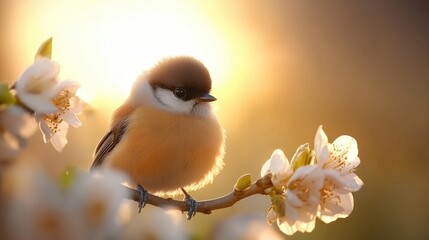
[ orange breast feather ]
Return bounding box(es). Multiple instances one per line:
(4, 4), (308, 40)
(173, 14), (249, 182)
(105, 105), (225, 195)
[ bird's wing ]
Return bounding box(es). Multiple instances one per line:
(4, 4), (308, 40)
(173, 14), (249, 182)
(90, 119), (129, 170)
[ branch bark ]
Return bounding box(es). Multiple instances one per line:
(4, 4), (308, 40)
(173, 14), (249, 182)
(124, 174), (273, 216)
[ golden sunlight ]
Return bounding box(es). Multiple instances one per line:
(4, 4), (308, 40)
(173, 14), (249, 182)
(8, 0), (229, 108)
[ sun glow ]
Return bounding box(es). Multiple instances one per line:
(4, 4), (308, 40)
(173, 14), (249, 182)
(9, 0), (229, 108)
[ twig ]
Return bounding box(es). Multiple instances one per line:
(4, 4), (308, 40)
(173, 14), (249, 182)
(124, 174), (273, 216)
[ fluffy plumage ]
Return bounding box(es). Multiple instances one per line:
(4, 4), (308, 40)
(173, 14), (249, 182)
(91, 56), (225, 196)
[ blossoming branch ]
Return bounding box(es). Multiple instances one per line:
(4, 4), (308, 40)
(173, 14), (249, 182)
(0, 38), (363, 238)
(0, 38), (84, 156)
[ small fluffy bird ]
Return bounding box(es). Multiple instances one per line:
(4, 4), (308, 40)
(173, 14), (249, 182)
(91, 56), (225, 205)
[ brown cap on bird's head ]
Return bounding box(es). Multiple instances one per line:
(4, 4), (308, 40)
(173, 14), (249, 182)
(148, 56), (214, 101)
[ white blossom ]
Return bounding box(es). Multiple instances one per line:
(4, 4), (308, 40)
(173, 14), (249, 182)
(260, 149), (293, 188)
(6, 166), (81, 240)
(0, 105), (37, 160)
(68, 169), (130, 239)
(15, 58), (61, 113)
(213, 214), (284, 240)
(36, 80), (84, 151)
(315, 125), (361, 175)
(14, 58), (84, 151)
(123, 206), (188, 240)
(317, 169), (360, 223)
(279, 164), (325, 235)
(314, 126), (363, 223)
(6, 166), (129, 240)
(262, 126), (364, 236)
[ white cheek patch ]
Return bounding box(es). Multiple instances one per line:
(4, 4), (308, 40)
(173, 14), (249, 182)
(128, 74), (157, 106)
(154, 88), (196, 114)
(128, 76), (213, 116)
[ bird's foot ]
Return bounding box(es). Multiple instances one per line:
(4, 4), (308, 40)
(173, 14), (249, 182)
(181, 188), (197, 220)
(137, 184), (148, 213)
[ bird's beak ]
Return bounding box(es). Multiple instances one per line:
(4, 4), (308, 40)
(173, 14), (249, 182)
(197, 93), (217, 102)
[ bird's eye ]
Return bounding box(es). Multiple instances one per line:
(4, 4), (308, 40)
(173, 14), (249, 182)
(173, 88), (187, 99)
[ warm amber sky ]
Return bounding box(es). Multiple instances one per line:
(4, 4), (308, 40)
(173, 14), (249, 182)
(1, 1), (428, 239)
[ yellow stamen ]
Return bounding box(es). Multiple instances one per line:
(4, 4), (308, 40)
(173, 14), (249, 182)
(42, 90), (71, 133)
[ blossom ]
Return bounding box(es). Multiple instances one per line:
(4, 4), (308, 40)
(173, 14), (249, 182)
(213, 214), (284, 240)
(68, 169), (130, 239)
(6, 166), (80, 240)
(14, 58), (61, 113)
(123, 206), (188, 240)
(262, 126), (363, 236)
(260, 149), (293, 188)
(5, 166), (130, 240)
(315, 126), (361, 175)
(14, 58), (84, 151)
(317, 169), (361, 223)
(279, 164), (325, 235)
(313, 126), (363, 223)
(36, 80), (84, 151)
(262, 149), (324, 235)
(0, 105), (37, 160)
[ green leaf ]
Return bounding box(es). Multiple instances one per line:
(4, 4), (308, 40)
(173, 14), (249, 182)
(234, 174), (252, 191)
(35, 37), (53, 60)
(0, 83), (17, 105)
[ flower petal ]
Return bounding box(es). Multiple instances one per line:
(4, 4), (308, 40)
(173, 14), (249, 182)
(269, 149), (289, 173)
(50, 135), (68, 152)
(15, 59), (60, 93)
(6, 166), (77, 239)
(288, 164), (323, 188)
(316, 169), (358, 223)
(62, 111), (82, 128)
(1, 106), (37, 138)
(295, 216), (316, 233)
(38, 119), (53, 143)
(266, 208), (277, 225)
(68, 169), (130, 239)
(341, 172), (364, 191)
(18, 94), (57, 113)
(49, 122), (69, 152)
(0, 131), (21, 159)
(286, 191), (303, 207)
(260, 159), (271, 178)
(277, 217), (297, 235)
(337, 192), (354, 217)
(69, 96), (86, 113)
(260, 149), (290, 179)
(327, 135), (360, 173)
(318, 192), (354, 223)
(59, 80), (80, 94)
(48, 80), (80, 99)
(314, 125), (329, 164)
(282, 165), (325, 234)
(332, 135), (358, 160)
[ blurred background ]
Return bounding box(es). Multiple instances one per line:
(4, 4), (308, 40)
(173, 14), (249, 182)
(1, 0), (428, 239)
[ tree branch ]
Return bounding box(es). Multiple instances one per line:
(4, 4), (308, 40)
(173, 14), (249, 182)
(124, 174), (273, 216)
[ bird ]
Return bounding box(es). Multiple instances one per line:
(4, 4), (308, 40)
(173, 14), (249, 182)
(90, 56), (225, 217)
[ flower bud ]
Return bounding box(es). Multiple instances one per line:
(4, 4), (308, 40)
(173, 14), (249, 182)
(0, 83), (17, 105)
(59, 167), (77, 190)
(290, 143), (315, 171)
(234, 174), (252, 191)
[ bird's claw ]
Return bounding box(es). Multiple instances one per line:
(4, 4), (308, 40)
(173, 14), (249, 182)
(137, 184), (148, 213)
(181, 188), (197, 220)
